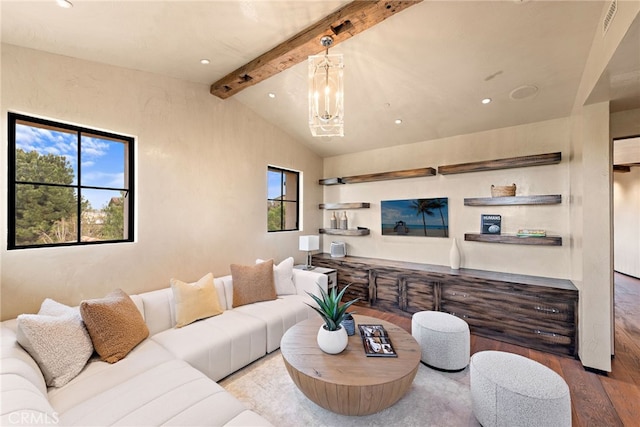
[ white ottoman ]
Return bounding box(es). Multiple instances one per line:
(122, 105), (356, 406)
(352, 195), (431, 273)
(470, 351), (571, 427)
(411, 310), (470, 371)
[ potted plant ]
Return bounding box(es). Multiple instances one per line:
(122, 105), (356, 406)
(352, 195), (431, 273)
(307, 283), (359, 354)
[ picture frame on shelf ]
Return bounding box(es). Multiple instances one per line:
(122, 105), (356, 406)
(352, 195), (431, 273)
(481, 214), (502, 234)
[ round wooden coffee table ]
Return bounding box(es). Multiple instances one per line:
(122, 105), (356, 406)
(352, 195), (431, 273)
(280, 315), (421, 416)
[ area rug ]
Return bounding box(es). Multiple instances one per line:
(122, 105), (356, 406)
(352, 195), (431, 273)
(219, 350), (480, 427)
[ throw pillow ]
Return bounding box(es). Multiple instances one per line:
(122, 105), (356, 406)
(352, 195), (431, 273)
(231, 260), (277, 307)
(256, 257), (296, 295)
(170, 272), (223, 328)
(80, 289), (149, 363)
(16, 299), (94, 387)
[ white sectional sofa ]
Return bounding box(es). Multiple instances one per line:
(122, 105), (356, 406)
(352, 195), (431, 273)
(1, 267), (327, 426)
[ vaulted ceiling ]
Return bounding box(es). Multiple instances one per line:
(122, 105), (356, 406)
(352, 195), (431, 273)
(2, 1), (639, 157)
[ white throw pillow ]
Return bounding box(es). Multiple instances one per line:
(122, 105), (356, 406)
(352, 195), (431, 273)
(16, 299), (94, 387)
(256, 257), (296, 295)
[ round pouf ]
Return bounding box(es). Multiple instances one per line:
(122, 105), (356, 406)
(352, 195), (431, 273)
(470, 351), (571, 427)
(411, 311), (470, 371)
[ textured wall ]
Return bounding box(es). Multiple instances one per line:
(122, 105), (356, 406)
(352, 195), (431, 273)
(1, 45), (323, 320)
(322, 117), (572, 278)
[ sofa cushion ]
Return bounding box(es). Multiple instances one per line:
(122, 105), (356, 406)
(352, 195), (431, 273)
(170, 272), (223, 328)
(151, 310), (266, 381)
(47, 340), (174, 413)
(1, 321), (59, 425)
(231, 260), (277, 307)
(257, 257), (296, 295)
(233, 295), (313, 353)
(15, 299), (93, 387)
(1, 373), (59, 426)
(80, 289), (149, 363)
(45, 339), (270, 426)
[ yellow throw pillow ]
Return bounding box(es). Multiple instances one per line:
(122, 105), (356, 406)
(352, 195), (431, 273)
(80, 289), (149, 364)
(170, 272), (223, 328)
(231, 260), (277, 308)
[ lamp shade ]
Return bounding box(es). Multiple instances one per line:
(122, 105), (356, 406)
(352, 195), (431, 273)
(299, 235), (320, 251)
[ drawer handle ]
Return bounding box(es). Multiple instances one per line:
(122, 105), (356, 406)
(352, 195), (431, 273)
(450, 292), (468, 298)
(534, 329), (558, 337)
(534, 306), (560, 314)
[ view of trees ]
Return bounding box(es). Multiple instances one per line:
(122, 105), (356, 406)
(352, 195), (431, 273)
(411, 198), (449, 237)
(267, 201), (283, 231)
(14, 149), (124, 246)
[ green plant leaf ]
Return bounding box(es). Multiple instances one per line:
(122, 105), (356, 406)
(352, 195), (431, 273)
(306, 282), (360, 331)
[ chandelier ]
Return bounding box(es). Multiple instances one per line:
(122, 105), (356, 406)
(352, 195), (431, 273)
(308, 36), (344, 137)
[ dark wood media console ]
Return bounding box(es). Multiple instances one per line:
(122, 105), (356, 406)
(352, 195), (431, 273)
(312, 253), (578, 357)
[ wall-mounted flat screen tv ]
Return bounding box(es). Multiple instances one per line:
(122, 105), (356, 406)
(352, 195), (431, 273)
(381, 198), (449, 237)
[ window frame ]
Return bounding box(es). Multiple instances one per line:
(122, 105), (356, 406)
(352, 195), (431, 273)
(7, 112), (135, 249)
(267, 165), (300, 232)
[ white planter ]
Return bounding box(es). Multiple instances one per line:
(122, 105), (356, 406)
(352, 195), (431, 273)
(317, 324), (348, 354)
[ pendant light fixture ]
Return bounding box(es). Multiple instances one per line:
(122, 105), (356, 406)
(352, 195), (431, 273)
(308, 36), (344, 137)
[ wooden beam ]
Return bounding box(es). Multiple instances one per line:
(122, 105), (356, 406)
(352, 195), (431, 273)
(210, 1), (423, 99)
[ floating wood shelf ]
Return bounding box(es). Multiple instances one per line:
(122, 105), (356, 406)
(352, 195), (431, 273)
(464, 195), (562, 206)
(318, 177), (344, 185)
(464, 233), (562, 246)
(319, 167), (436, 186)
(613, 165), (631, 173)
(438, 152), (561, 175)
(319, 202), (371, 209)
(319, 228), (370, 236)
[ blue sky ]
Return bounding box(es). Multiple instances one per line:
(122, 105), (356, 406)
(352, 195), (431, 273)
(16, 123), (126, 209)
(267, 170), (282, 199)
(381, 198), (449, 226)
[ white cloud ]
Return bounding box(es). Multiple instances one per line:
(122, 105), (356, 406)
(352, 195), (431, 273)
(81, 137), (110, 159)
(82, 171), (123, 188)
(15, 124), (77, 157)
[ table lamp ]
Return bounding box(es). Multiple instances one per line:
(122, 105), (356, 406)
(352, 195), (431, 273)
(299, 235), (320, 270)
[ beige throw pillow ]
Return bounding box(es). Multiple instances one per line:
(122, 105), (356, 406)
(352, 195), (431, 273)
(231, 260), (277, 307)
(80, 289), (149, 363)
(170, 272), (223, 328)
(16, 299), (94, 387)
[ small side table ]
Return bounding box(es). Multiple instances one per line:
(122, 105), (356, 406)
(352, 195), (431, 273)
(294, 265), (337, 291)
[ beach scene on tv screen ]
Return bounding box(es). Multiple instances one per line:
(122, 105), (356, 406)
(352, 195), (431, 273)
(381, 198), (449, 237)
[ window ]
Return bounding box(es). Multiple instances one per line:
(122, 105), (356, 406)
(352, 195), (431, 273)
(8, 113), (134, 249)
(267, 166), (299, 232)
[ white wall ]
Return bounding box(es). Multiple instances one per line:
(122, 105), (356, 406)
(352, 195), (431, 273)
(611, 109), (640, 278)
(569, 102), (613, 372)
(613, 168), (640, 277)
(0, 44), (323, 320)
(323, 118), (572, 278)
(567, 1), (640, 371)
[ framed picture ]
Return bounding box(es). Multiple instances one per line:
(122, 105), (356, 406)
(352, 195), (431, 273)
(381, 198), (449, 237)
(481, 214), (502, 234)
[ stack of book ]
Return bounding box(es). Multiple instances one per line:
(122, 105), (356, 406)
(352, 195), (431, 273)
(516, 229), (546, 237)
(359, 324), (397, 357)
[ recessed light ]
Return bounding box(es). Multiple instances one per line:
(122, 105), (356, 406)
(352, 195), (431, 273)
(56, 0), (73, 8)
(394, 119), (403, 125)
(268, 93), (276, 99)
(481, 98), (492, 105)
(200, 59), (210, 65)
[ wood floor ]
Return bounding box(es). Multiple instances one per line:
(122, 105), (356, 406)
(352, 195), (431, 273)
(356, 272), (640, 427)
